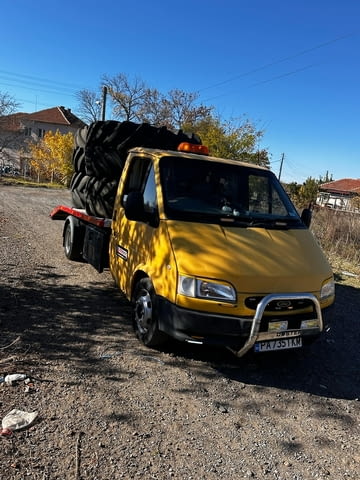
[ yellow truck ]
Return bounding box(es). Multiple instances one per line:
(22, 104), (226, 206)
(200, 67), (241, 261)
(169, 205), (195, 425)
(51, 121), (335, 357)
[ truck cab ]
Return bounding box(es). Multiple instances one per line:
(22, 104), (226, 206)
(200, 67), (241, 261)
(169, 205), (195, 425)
(108, 144), (335, 356)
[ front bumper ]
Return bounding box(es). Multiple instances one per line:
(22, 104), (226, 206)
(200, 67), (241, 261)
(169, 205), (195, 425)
(158, 293), (326, 357)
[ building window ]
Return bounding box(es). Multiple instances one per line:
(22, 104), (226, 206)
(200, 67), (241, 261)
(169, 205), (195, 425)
(38, 128), (46, 138)
(24, 127), (32, 137)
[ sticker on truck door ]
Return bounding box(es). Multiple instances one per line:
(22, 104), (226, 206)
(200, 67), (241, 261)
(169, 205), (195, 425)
(116, 245), (128, 261)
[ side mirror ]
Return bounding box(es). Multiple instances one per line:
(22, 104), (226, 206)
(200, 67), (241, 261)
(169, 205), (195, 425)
(124, 191), (145, 221)
(301, 208), (312, 228)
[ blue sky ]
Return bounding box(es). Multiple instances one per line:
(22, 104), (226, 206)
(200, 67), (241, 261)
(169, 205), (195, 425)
(1, 0), (359, 183)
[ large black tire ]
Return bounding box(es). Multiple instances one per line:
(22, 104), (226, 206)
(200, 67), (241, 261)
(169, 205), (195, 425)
(63, 216), (84, 261)
(86, 120), (137, 148)
(74, 126), (88, 148)
(85, 177), (118, 218)
(72, 147), (86, 173)
(132, 278), (168, 347)
(85, 145), (124, 179)
(84, 121), (202, 180)
(70, 172), (91, 209)
(70, 120), (202, 217)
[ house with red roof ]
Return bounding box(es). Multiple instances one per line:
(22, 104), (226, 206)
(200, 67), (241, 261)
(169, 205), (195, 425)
(0, 106), (85, 175)
(316, 178), (360, 212)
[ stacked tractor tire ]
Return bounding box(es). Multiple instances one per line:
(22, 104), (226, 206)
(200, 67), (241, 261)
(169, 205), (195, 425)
(69, 121), (201, 218)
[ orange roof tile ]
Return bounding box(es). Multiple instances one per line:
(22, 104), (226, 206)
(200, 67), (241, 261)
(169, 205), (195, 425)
(320, 178), (360, 194)
(1, 106), (85, 131)
(25, 106), (85, 127)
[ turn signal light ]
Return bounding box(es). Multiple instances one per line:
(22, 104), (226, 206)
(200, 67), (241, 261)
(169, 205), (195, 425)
(177, 142), (209, 155)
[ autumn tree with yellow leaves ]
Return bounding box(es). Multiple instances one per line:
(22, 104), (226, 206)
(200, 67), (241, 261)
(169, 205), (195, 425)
(28, 131), (74, 185)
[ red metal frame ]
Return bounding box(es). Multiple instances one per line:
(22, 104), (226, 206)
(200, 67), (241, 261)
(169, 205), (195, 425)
(50, 205), (112, 228)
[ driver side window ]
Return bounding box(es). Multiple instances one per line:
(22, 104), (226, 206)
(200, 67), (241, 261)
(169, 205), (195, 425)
(122, 156), (151, 202)
(122, 156), (159, 226)
(143, 165), (158, 216)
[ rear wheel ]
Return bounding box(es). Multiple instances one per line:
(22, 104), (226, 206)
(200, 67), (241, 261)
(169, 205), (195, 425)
(63, 216), (84, 261)
(133, 278), (167, 347)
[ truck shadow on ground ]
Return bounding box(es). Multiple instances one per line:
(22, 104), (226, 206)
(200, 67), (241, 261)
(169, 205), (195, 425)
(1, 270), (359, 401)
(167, 282), (360, 401)
(0, 267), (135, 381)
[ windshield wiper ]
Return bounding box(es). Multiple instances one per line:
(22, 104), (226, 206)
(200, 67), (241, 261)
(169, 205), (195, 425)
(219, 216), (251, 227)
(247, 217), (302, 229)
(219, 214), (301, 229)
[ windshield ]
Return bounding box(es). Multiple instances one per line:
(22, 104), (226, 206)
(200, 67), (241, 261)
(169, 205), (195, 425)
(160, 156), (302, 228)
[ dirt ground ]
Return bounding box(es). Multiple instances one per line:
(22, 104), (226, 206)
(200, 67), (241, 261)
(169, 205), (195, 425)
(0, 183), (359, 480)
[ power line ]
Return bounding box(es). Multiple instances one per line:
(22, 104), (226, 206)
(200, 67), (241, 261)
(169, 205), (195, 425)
(0, 70), (87, 112)
(0, 78), (77, 97)
(198, 32), (357, 93)
(282, 157), (315, 183)
(0, 69), (85, 107)
(202, 63), (316, 103)
(16, 97), (58, 109)
(0, 69), (83, 91)
(0, 78), (77, 98)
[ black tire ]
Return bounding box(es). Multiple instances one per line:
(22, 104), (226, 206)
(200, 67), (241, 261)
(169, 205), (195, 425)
(70, 172), (91, 209)
(71, 120), (203, 216)
(63, 216), (84, 261)
(74, 126), (88, 148)
(69, 172), (83, 208)
(85, 145), (124, 179)
(132, 278), (168, 347)
(85, 177), (117, 218)
(71, 190), (85, 209)
(86, 120), (137, 148)
(72, 147), (86, 173)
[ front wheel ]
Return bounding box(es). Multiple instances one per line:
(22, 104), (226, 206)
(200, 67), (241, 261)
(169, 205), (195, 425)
(132, 278), (167, 347)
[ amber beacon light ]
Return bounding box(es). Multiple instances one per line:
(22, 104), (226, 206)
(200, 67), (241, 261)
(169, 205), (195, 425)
(177, 142), (209, 155)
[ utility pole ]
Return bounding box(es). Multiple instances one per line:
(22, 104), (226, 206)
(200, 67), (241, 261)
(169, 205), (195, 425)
(101, 86), (108, 121)
(278, 153), (284, 180)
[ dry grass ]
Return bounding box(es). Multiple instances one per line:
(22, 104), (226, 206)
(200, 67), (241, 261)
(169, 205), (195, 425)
(0, 175), (66, 189)
(311, 207), (360, 287)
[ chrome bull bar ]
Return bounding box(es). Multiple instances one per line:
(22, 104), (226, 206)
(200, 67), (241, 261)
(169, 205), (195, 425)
(229, 293), (323, 358)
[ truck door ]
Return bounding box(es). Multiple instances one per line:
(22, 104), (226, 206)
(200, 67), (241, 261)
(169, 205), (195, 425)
(110, 155), (159, 297)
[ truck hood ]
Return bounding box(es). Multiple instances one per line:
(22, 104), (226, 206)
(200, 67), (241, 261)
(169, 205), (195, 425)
(166, 221), (332, 293)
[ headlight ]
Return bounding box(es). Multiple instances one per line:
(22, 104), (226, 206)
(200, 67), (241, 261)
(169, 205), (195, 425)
(178, 275), (236, 302)
(320, 278), (335, 300)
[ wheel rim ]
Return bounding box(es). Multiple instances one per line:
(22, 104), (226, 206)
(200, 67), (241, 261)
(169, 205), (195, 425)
(134, 289), (152, 335)
(64, 225), (71, 256)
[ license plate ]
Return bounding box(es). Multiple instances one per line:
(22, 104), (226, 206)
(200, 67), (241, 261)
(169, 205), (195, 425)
(254, 336), (302, 352)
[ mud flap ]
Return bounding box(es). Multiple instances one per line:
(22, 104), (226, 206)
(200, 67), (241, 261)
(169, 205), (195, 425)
(82, 224), (110, 273)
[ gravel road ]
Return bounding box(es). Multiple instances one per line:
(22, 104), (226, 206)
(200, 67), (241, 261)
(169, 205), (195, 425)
(0, 184), (359, 480)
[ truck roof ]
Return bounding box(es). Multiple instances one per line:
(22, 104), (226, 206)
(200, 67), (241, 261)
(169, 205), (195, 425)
(127, 146), (270, 172)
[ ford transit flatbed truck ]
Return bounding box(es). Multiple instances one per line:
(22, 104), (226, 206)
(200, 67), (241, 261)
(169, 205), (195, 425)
(51, 122), (335, 357)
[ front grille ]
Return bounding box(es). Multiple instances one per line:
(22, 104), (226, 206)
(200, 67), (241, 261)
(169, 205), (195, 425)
(245, 296), (314, 312)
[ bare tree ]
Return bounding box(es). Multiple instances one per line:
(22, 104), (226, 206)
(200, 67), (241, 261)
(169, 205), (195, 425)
(75, 89), (101, 124)
(0, 91), (20, 117)
(161, 89), (213, 130)
(77, 74), (213, 133)
(103, 73), (150, 122)
(0, 92), (22, 172)
(136, 88), (172, 128)
(139, 88), (213, 131)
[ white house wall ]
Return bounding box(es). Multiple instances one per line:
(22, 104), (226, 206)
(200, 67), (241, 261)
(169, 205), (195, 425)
(316, 191), (359, 212)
